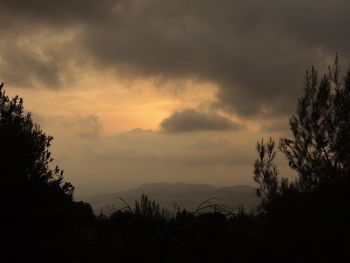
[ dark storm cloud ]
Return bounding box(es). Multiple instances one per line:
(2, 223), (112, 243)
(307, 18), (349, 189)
(1, 0), (349, 115)
(160, 109), (241, 133)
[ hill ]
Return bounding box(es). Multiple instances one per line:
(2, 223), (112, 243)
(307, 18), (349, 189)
(88, 182), (259, 214)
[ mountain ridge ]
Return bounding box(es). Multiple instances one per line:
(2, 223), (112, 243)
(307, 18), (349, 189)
(88, 182), (259, 214)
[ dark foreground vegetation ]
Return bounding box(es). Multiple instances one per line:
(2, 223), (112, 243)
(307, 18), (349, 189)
(1, 56), (350, 262)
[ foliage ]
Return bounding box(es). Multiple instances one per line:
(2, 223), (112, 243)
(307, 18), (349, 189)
(0, 83), (94, 263)
(280, 54), (350, 189)
(134, 193), (165, 218)
(253, 137), (279, 200)
(252, 56), (350, 261)
(255, 55), (350, 199)
(0, 82), (74, 196)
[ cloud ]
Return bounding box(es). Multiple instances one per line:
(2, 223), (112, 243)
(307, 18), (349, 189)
(39, 114), (101, 139)
(0, 28), (81, 88)
(69, 115), (101, 139)
(0, 0), (349, 116)
(160, 109), (241, 133)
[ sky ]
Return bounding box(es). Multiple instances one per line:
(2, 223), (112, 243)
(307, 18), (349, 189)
(1, 0), (349, 197)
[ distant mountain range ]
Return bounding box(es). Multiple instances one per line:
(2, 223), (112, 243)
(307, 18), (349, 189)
(87, 183), (259, 214)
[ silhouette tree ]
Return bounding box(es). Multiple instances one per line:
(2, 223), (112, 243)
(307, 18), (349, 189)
(253, 137), (279, 202)
(0, 83), (94, 263)
(280, 54), (350, 189)
(0, 83), (73, 196)
(134, 194), (165, 218)
(255, 55), (350, 197)
(253, 56), (350, 262)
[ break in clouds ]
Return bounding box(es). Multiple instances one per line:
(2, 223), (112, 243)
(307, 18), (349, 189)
(1, 0), (349, 118)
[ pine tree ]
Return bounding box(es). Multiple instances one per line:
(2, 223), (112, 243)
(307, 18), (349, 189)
(254, 55), (350, 199)
(280, 54), (350, 189)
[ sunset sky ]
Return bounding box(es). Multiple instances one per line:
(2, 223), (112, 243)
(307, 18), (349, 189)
(1, 0), (349, 197)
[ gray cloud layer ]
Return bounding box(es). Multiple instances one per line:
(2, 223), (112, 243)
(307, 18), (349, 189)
(1, 0), (349, 116)
(160, 109), (241, 133)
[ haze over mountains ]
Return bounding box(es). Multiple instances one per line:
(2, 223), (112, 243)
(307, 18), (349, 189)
(88, 182), (259, 214)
